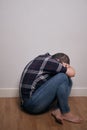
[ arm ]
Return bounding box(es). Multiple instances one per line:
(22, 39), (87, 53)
(62, 63), (76, 77)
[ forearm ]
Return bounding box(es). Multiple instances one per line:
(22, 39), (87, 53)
(66, 66), (75, 77)
(62, 63), (76, 77)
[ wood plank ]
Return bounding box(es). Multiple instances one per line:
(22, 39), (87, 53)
(0, 97), (87, 130)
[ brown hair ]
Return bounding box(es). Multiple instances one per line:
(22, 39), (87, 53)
(52, 53), (70, 64)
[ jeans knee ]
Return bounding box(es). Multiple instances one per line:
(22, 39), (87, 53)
(56, 73), (72, 87)
(57, 73), (68, 82)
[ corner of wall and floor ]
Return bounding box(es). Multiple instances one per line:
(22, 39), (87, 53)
(0, 87), (87, 97)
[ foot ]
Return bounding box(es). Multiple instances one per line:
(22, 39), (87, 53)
(51, 109), (63, 124)
(62, 112), (83, 124)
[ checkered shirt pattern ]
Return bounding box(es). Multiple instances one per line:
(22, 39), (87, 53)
(19, 53), (67, 100)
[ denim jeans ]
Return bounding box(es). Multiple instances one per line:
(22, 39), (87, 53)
(22, 73), (72, 114)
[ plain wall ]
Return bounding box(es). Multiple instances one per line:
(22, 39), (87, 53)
(0, 0), (87, 95)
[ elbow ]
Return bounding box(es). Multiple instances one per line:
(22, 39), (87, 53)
(71, 71), (76, 77)
(66, 68), (76, 77)
(71, 68), (76, 77)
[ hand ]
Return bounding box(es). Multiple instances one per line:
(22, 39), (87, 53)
(62, 62), (70, 68)
(66, 65), (76, 77)
(62, 62), (75, 77)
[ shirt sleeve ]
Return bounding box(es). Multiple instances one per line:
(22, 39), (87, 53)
(44, 58), (67, 74)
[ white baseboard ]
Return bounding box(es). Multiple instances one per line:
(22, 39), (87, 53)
(0, 87), (87, 97)
(70, 88), (87, 96)
(0, 88), (19, 97)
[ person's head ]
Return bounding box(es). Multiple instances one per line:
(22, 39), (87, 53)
(52, 53), (70, 64)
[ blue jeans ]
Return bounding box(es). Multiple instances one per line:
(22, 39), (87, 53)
(22, 73), (72, 114)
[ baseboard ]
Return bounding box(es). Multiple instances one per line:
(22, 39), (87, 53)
(0, 87), (87, 97)
(70, 88), (87, 96)
(0, 88), (19, 97)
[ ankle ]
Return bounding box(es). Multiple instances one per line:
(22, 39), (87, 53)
(63, 112), (73, 117)
(52, 109), (61, 115)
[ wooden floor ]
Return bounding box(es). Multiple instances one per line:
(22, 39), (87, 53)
(0, 97), (87, 130)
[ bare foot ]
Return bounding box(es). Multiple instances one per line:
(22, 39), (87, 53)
(51, 109), (63, 124)
(62, 112), (83, 124)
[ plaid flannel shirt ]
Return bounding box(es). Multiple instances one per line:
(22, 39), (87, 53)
(19, 53), (67, 100)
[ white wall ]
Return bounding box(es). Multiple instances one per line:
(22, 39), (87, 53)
(0, 0), (87, 96)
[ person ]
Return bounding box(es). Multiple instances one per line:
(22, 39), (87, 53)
(19, 52), (82, 124)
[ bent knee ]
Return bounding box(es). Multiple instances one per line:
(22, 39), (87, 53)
(57, 73), (68, 81)
(57, 73), (72, 87)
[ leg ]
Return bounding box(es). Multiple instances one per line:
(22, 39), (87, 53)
(51, 77), (83, 123)
(22, 73), (71, 114)
(51, 76), (72, 124)
(56, 77), (72, 113)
